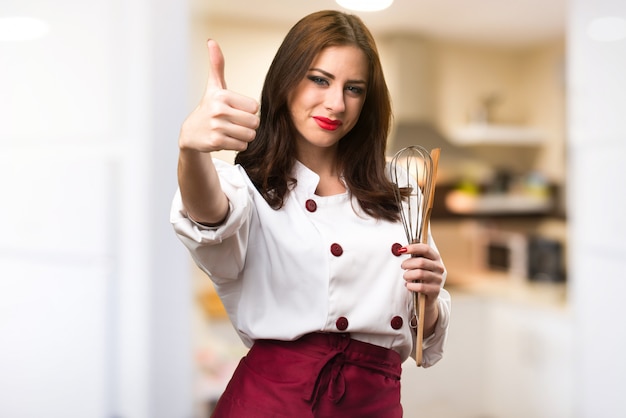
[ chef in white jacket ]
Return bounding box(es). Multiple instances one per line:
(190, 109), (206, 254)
(171, 10), (450, 418)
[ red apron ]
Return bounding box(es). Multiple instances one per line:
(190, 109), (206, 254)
(211, 332), (403, 418)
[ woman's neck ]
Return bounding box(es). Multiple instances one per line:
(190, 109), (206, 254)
(314, 174), (346, 196)
(296, 148), (345, 196)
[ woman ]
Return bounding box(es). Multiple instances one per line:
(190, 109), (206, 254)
(171, 10), (451, 418)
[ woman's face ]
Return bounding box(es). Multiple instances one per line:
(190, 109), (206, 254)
(288, 45), (368, 154)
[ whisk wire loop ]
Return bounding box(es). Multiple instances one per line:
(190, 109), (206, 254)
(389, 146), (434, 246)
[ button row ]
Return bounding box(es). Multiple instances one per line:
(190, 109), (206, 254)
(333, 316), (405, 331)
(328, 242), (404, 257)
(305, 199), (405, 258)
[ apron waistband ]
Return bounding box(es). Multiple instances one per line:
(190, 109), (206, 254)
(252, 333), (401, 406)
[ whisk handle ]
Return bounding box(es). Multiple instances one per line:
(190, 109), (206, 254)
(415, 147), (440, 367)
(416, 292), (426, 366)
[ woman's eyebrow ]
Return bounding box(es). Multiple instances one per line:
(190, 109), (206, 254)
(308, 68), (367, 85)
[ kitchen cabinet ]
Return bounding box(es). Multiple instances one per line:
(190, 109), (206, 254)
(401, 293), (489, 418)
(401, 286), (573, 418)
(483, 298), (574, 418)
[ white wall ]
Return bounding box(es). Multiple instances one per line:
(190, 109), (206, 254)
(568, 0), (626, 416)
(0, 0), (192, 417)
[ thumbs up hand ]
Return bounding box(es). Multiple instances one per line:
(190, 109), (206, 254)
(179, 40), (260, 153)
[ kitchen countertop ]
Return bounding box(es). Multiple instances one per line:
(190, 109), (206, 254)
(445, 271), (568, 310)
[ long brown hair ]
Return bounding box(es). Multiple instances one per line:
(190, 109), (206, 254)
(235, 10), (400, 221)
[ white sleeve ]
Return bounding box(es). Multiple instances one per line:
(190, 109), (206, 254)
(412, 229), (452, 368)
(419, 288), (451, 368)
(169, 159), (252, 284)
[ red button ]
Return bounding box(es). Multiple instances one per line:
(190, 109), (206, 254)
(305, 199), (317, 212)
(391, 242), (403, 256)
(336, 316), (349, 331)
(410, 315), (418, 328)
(391, 316), (404, 330)
(330, 243), (343, 257)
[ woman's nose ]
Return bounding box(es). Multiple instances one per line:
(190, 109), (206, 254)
(325, 87), (346, 113)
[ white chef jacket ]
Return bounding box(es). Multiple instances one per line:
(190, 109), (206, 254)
(171, 159), (451, 367)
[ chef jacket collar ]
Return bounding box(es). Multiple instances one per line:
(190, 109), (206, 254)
(292, 160), (321, 196)
(292, 160), (348, 198)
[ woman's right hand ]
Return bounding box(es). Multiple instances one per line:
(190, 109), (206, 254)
(177, 40), (258, 225)
(178, 39), (260, 153)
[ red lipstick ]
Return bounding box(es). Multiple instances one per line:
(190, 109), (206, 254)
(313, 116), (342, 131)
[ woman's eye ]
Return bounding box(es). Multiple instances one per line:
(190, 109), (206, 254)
(346, 85), (365, 96)
(308, 76), (328, 86)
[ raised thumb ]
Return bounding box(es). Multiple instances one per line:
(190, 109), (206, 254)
(206, 39), (227, 90)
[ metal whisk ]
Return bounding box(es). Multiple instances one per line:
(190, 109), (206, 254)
(389, 146), (440, 366)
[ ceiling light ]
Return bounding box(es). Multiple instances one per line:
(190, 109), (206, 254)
(0, 16), (50, 42)
(586, 16), (626, 42)
(336, 0), (394, 12)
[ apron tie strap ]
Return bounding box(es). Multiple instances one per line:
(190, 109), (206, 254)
(305, 350), (348, 405)
(303, 335), (351, 405)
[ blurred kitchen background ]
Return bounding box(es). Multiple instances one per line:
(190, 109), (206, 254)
(1, 0), (625, 417)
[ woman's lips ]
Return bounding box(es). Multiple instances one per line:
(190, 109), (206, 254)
(313, 116), (342, 131)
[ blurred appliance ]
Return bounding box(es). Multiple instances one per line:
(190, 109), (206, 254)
(476, 228), (565, 282)
(527, 236), (565, 282)
(477, 229), (528, 278)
